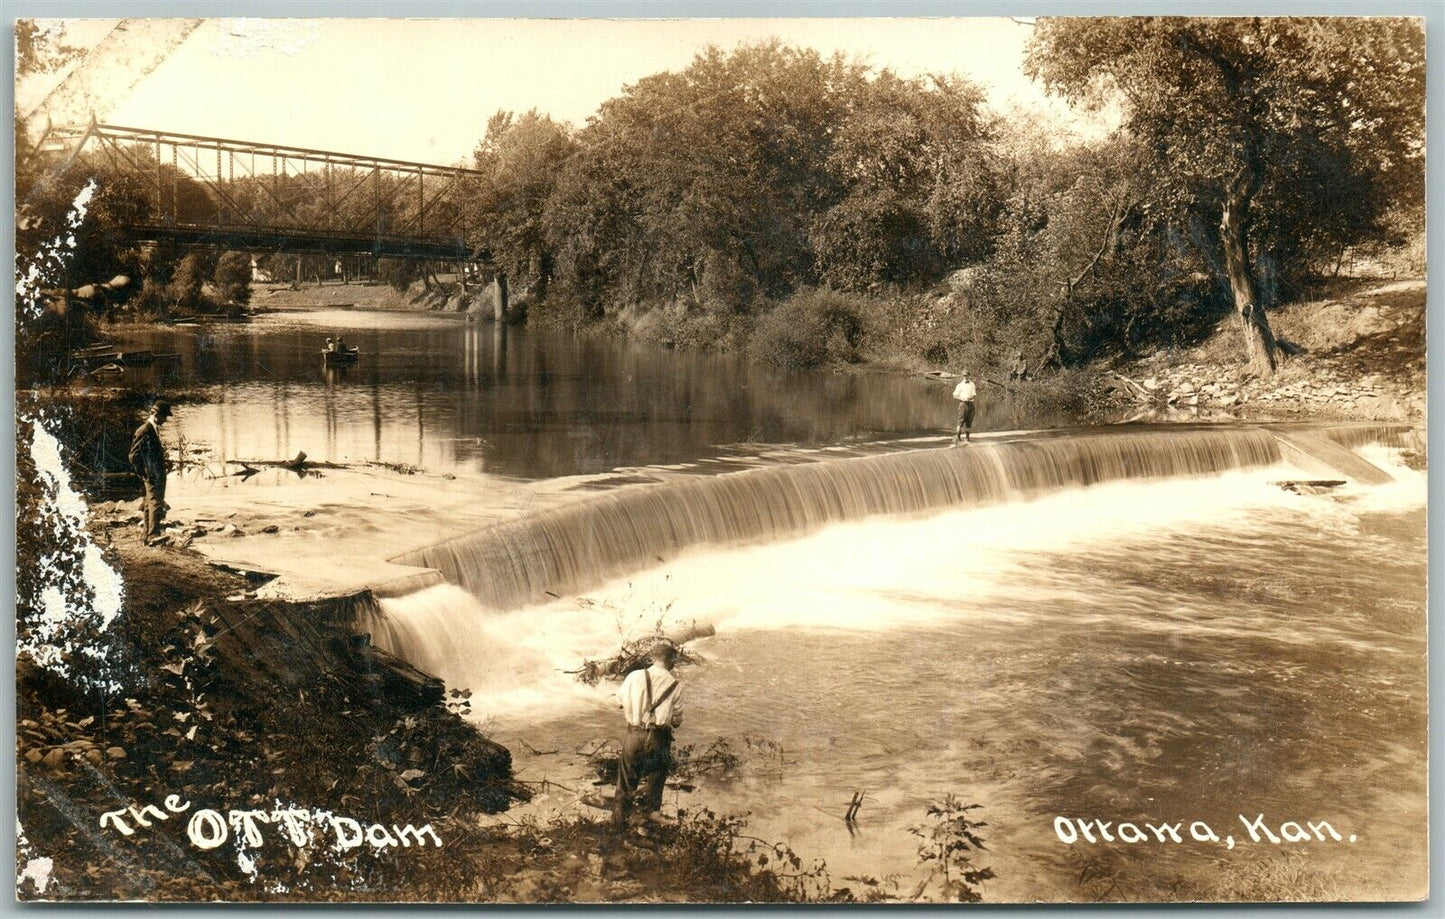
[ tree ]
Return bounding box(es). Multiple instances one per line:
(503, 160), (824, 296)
(813, 72), (1000, 289)
(469, 110), (576, 301)
(167, 254), (205, 309)
(546, 43), (864, 314)
(1027, 17), (1425, 375)
(15, 20), (83, 78)
(375, 258), (424, 292)
(214, 251), (253, 306)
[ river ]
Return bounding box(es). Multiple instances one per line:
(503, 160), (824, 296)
(118, 307), (1021, 480)
(117, 307), (1427, 902)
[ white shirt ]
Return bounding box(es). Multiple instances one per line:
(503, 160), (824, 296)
(616, 664), (683, 729)
(953, 379), (977, 402)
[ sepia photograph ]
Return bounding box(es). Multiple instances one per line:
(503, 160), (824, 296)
(11, 8), (1430, 904)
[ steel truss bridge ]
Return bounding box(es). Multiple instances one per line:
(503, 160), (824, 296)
(34, 120), (487, 261)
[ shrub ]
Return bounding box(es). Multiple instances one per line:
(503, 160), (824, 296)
(166, 254), (205, 310)
(909, 794), (995, 902)
(748, 288), (865, 369)
(626, 299), (750, 352)
(213, 251), (252, 306)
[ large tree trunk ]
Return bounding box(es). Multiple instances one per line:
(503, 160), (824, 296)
(1219, 169), (1279, 375)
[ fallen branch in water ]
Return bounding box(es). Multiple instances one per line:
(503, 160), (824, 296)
(228, 451), (348, 472)
(567, 621), (716, 686)
(1103, 372), (1155, 402)
(227, 452), (429, 478)
(584, 735), (784, 787)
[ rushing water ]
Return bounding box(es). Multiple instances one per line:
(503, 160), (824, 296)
(371, 446), (1426, 902)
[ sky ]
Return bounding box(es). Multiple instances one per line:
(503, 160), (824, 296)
(18, 17), (1116, 165)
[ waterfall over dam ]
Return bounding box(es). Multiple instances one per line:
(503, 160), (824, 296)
(389, 423), (1409, 613)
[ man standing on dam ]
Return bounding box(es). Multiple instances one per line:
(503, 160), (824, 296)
(613, 641), (683, 830)
(952, 370), (978, 445)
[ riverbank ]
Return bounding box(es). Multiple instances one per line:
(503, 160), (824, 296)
(528, 274), (1426, 430)
(252, 277), (485, 314)
(1096, 278), (1426, 425)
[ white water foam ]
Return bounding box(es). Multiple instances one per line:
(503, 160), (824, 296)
(374, 453), (1422, 721)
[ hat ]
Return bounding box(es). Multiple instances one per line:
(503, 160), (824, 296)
(150, 398), (172, 415)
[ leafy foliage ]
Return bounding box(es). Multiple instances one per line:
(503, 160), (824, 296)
(1026, 17), (1425, 368)
(213, 251), (253, 305)
(908, 794), (996, 902)
(533, 42), (1000, 323)
(748, 287), (864, 368)
(468, 110), (576, 300)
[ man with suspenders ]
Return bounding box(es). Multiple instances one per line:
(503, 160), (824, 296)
(613, 641), (683, 829)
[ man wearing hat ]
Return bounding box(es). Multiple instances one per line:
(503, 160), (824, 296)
(129, 399), (173, 544)
(952, 369), (978, 445)
(612, 640), (683, 830)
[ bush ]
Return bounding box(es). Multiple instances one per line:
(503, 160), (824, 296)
(624, 299), (750, 352)
(213, 251), (252, 305)
(747, 288), (865, 369)
(166, 254), (205, 310)
(376, 258), (424, 292)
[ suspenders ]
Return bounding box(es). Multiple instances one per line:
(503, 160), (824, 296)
(641, 670), (677, 728)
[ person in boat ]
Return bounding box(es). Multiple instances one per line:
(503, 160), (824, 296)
(335, 335), (349, 353)
(128, 398), (172, 544)
(952, 369), (978, 446)
(325, 337), (336, 353)
(613, 640), (683, 830)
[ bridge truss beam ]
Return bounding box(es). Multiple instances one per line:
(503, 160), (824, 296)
(59, 121), (487, 261)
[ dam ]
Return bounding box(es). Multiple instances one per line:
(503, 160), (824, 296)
(390, 421), (1408, 611)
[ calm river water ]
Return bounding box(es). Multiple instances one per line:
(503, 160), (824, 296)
(118, 308), (1426, 902)
(119, 308), (1008, 479)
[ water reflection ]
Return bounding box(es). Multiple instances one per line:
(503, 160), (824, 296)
(118, 311), (1063, 480)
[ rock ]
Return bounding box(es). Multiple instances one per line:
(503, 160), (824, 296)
(260, 525), (280, 534)
(106, 747), (127, 760)
(42, 749), (65, 768)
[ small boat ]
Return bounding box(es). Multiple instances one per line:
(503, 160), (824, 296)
(322, 346), (360, 364)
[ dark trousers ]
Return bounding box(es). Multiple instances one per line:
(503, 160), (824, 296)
(954, 400), (976, 441)
(141, 474), (166, 539)
(613, 725), (672, 826)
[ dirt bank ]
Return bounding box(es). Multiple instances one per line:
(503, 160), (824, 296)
(1094, 278), (1426, 425)
(254, 277), (490, 315)
(15, 485), (529, 900)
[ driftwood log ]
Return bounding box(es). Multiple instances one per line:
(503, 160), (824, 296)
(568, 621), (716, 686)
(345, 633), (445, 707)
(228, 452), (421, 480)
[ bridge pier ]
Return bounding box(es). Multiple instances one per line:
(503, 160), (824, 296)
(492, 272), (509, 323)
